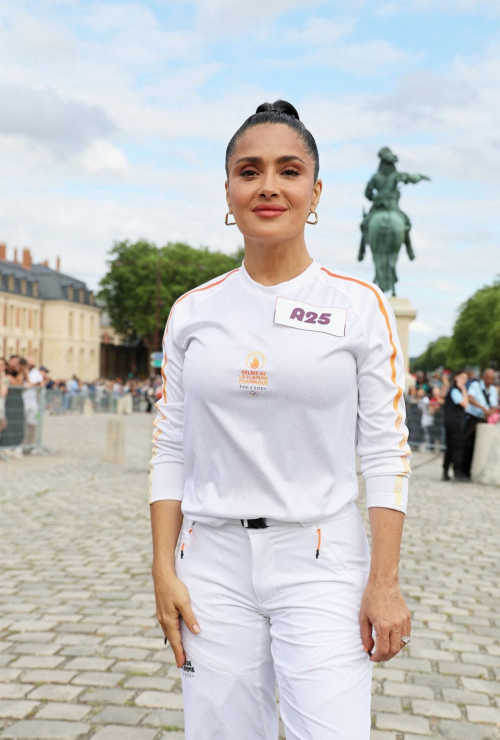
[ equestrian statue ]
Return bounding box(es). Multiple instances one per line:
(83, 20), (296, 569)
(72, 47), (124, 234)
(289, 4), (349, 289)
(358, 147), (430, 295)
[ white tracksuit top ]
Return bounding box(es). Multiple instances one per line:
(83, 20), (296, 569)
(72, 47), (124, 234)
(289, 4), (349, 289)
(148, 257), (412, 525)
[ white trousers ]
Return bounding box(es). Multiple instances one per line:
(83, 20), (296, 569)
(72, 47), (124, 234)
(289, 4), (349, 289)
(176, 501), (373, 740)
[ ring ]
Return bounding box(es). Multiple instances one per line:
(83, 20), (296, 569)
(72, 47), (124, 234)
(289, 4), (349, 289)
(401, 636), (411, 645)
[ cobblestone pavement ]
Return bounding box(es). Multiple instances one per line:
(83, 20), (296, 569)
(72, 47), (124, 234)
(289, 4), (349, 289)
(0, 413), (499, 740)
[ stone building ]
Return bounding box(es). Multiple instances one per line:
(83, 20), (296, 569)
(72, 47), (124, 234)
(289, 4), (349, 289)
(0, 244), (101, 380)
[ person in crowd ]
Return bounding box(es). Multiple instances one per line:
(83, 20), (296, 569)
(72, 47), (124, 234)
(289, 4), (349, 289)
(415, 371), (430, 393)
(65, 374), (79, 412)
(417, 387), (434, 451)
(0, 358), (9, 437)
(23, 357), (43, 447)
(442, 370), (469, 482)
(462, 368), (499, 479)
(39, 366), (54, 389)
(429, 385), (445, 449)
(0, 357), (27, 457)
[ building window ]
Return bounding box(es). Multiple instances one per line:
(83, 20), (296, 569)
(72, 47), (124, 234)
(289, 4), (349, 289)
(16, 307), (20, 327)
(3, 303), (6, 326)
(79, 289), (84, 303)
(68, 286), (74, 300)
(34, 310), (38, 335)
(8, 276), (14, 291)
(9, 306), (13, 331)
(21, 308), (26, 332)
(89, 293), (94, 305)
(21, 279), (27, 295)
(69, 312), (74, 338)
(28, 310), (32, 330)
(33, 283), (39, 297)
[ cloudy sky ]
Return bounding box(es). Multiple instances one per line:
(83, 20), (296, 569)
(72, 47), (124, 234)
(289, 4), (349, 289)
(1, 0), (499, 356)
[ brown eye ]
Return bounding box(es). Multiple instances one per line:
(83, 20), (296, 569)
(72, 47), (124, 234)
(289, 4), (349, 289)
(282, 168), (300, 177)
(241, 168), (258, 177)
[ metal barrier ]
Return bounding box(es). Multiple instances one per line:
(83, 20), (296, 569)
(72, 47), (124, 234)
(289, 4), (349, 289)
(0, 386), (52, 462)
(42, 388), (151, 415)
(406, 400), (446, 452)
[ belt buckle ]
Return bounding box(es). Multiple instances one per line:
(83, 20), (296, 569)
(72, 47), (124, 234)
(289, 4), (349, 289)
(241, 517), (268, 529)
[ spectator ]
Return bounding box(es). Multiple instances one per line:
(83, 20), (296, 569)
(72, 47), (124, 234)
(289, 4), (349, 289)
(442, 370), (469, 482)
(462, 368), (499, 479)
(0, 358), (9, 437)
(417, 388), (434, 451)
(23, 357), (43, 447)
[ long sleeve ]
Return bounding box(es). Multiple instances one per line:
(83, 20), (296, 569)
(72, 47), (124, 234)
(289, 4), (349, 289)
(355, 290), (412, 513)
(148, 302), (185, 504)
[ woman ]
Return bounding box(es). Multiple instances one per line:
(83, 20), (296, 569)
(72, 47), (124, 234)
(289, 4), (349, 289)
(442, 370), (469, 481)
(0, 358), (9, 436)
(149, 101), (412, 740)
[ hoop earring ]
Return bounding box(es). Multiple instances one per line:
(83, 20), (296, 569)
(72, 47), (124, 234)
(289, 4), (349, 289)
(225, 212), (237, 226)
(306, 211), (318, 225)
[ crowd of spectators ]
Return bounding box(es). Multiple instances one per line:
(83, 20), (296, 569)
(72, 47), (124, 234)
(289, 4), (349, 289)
(0, 356), (164, 457)
(405, 368), (500, 480)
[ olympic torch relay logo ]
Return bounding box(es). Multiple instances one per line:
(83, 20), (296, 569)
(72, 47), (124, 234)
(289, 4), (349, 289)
(238, 351), (269, 396)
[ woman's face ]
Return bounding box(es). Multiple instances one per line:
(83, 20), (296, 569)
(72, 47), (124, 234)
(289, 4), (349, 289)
(225, 123), (322, 244)
(456, 372), (468, 386)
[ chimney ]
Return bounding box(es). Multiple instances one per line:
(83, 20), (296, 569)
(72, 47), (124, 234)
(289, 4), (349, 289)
(56, 256), (60, 272)
(22, 248), (32, 270)
(0, 243), (5, 261)
(41, 259), (49, 267)
(13, 247), (18, 264)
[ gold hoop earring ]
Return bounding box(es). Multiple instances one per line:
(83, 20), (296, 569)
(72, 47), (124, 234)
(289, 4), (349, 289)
(306, 211), (318, 225)
(225, 212), (237, 226)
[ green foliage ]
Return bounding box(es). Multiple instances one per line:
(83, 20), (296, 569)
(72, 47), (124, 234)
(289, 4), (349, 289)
(98, 240), (244, 350)
(447, 278), (500, 370)
(411, 335), (452, 372)
(412, 278), (500, 372)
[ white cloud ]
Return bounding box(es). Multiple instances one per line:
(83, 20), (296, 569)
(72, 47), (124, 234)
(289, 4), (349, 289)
(410, 320), (433, 334)
(81, 140), (129, 176)
(0, 83), (117, 156)
(430, 280), (464, 295)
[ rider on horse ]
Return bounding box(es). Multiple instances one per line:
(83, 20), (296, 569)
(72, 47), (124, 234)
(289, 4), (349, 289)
(359, 147), (430, 261)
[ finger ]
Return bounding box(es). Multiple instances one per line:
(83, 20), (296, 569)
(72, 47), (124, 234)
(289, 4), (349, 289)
(388, 622), (403, 659)
(178, 600), (201, 635)
(359, 611), (374, 654)
(166, 625), (185, 668)
(370, 627), (390, 662)
(161, 613), (186, 669)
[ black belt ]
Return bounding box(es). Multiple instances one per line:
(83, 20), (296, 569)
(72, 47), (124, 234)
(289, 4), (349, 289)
(241, 518), (268, 529)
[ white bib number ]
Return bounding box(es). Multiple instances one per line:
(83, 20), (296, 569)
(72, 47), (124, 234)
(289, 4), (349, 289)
(273, 296), (346, 337)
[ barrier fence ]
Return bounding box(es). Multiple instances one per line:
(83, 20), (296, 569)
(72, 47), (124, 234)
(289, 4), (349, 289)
(1, 386), (449, 462)
(0, 387), (51, 461)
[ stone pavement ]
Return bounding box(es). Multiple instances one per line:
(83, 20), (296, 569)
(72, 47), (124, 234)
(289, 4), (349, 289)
(0, 413), (499, 740)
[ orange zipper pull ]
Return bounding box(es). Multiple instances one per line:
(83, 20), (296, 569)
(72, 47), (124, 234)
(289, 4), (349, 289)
(316, 528), (321, 559)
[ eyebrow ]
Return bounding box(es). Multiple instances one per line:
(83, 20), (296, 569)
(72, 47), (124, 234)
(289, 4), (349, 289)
(233, 155), (306, 166)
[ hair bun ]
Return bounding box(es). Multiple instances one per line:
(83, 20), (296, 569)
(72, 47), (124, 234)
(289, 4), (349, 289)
(255, 100), (300, 121)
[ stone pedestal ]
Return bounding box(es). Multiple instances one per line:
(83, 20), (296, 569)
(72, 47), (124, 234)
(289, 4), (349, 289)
(104, 417), (125, 464)
(471, 424), (500, 486)
(389, 296), (417, 389)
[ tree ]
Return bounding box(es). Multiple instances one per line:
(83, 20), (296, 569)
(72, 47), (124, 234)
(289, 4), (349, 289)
(98, 240), (244, 351)
(411, 335), (452, 372)
(411, 277), (500, 372)
(447, 278), (500, 370)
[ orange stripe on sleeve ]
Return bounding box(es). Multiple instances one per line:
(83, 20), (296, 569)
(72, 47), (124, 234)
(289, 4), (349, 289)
(319, 267), (409, 462)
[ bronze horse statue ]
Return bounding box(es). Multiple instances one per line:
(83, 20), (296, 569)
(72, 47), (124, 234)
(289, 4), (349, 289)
(358, 147), (430, 295)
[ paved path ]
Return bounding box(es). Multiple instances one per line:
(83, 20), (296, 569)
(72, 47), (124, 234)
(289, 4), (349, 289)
(0, 414), (499, 740)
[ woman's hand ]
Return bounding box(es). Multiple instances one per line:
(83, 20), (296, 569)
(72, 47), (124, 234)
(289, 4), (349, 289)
(359, 579), (411, 662)
(153, 571), (200, 668)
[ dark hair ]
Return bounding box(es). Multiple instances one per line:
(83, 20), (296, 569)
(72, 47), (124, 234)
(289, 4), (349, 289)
(225, 100), (319, 181)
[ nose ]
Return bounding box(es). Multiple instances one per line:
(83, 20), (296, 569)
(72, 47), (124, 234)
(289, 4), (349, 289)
(258, 171), (279, 199)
